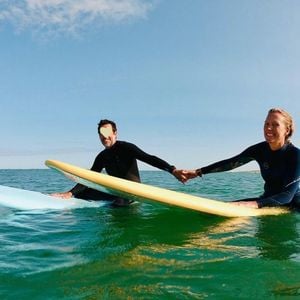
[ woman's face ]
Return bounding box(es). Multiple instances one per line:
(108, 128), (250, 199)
(264, 112), (290, 150)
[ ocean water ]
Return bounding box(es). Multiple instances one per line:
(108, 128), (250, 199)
(0, 169), (300, 299)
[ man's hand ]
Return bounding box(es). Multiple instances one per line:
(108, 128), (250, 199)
(172, 169), (202, 183)
(51, 191), (73, 199)
(172, 169), (188, 183)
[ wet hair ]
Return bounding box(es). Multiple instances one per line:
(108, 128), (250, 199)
(97, 119), (117, 134)
(267, 108), (295, 142)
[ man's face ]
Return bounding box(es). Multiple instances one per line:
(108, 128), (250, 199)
(99, 124), (117, 148)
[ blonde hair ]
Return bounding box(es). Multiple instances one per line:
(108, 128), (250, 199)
(268, 108), (295, 142)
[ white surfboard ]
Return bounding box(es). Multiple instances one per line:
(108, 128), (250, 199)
(0, 185), (104, 210)
(45, 159), (288, 217)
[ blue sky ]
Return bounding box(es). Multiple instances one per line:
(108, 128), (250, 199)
(1, 0), (300, 170)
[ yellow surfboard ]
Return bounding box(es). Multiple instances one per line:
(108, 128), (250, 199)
(45, 159), (288, 217)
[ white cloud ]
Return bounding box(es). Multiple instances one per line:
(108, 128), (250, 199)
(0, 0), (154, 35)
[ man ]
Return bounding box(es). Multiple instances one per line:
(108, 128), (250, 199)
(52, 119), (186, 205)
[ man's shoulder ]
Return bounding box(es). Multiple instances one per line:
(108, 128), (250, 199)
(96, 141), (140, 156)
(101, 140), (131, 151)
(116, 140), (137, 148)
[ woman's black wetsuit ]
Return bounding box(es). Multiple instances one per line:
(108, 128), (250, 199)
(198, 142), (300, 208)
(70, 141), (175, 200)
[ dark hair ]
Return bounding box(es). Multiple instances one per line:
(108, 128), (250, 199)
(97, 119), (117, 134)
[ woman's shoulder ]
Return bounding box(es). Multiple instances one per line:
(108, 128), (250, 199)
(286, 143), (300, 154)
(245, 141), (268, 152)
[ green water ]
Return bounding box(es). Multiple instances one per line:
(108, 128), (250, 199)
(0, 170), (299, 299)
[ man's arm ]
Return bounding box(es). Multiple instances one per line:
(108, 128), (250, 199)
(126, 142), (187, 182)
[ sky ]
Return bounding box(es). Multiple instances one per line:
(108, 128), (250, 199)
(1, 0), (300, 170)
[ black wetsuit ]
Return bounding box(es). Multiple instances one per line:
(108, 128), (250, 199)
(198, 142), (300, 208)
(70, 141), (175, 200)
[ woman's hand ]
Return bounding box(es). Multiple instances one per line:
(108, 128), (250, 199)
(231, 201), (259, 208)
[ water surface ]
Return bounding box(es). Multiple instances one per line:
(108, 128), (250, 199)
(0, 169), (299, 299)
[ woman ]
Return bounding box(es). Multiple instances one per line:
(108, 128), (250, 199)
(185, 108), (300, 209)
